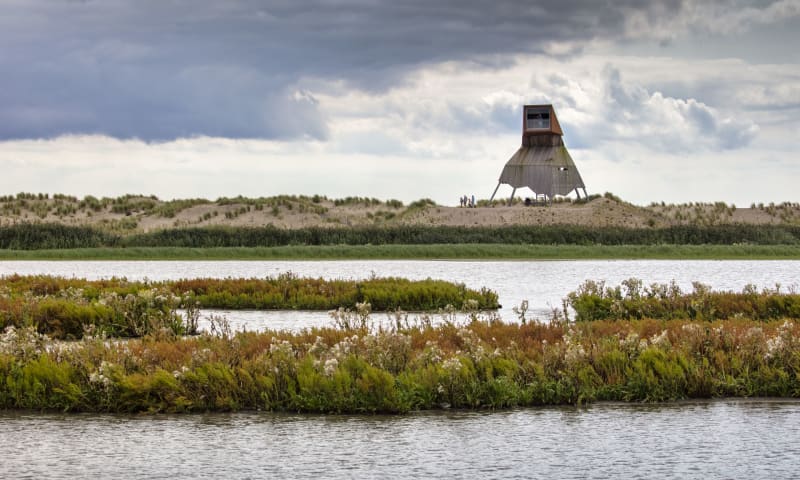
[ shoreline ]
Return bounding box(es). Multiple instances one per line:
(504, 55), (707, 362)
(1, 244), (799, 261)
(3, 397), (800, 418)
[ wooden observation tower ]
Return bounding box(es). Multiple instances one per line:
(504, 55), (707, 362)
(490, 105), (587, 204)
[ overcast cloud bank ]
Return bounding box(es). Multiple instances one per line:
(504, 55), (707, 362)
(0, 0), (798, 205)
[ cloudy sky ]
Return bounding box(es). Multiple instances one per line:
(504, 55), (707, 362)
(1, 0), (798, 206)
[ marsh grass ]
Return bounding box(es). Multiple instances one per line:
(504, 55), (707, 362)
(0, 274), (499, 339)
(568, 279), (800, 322)
(1, 313), (799, 413)
(0, 287), (195, 339)
(5, 222), (800, 251)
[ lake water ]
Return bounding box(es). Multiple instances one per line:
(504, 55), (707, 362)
(0, 260), (797, 331)
(2, 260), (800, 477)
(3, 400), (799, 479)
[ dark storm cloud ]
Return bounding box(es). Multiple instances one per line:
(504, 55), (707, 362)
(0, 0), (713, 141)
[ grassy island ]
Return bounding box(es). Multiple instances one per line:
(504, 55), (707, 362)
(2, 279), (800, 413)
(1, 315), (798, 413)
(0, 274), (499, 339)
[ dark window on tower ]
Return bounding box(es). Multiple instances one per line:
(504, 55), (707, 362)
(526, 109), (550, 130)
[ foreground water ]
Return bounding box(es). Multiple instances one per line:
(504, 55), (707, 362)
(0, 260), (797, 330)
(3, 400), (798, 479)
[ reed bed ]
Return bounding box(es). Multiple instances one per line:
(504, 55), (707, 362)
(0, 274), (499, 339)
(1, 313), (798, 414)
(568, 279), (800, 322)
(0, 287), (196, 340)
(4, 223), (800, 250)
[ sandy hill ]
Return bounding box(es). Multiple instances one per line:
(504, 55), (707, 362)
(1, 193), (798, 233)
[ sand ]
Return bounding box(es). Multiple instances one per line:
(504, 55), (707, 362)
(0, 195), (797, 233)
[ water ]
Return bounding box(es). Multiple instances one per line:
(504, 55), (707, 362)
(2, 400), (798, 479)
(0, 260), (797, 330)
(2, 260), (799, 477)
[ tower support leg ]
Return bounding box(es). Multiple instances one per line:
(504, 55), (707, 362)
(508, 188), (516, 206)
(489, 183), (501, 202)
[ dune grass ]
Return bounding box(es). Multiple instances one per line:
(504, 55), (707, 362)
(0, 244), (799, 260)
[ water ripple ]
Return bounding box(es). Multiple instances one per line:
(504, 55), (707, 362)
(3, 401), (800, 479)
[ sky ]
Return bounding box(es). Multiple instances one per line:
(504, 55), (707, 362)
(1, 0), (798, 206)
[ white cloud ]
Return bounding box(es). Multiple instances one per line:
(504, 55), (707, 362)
(602, 66), (759, 150)
(735, 83), (800, 109)
(315, 56), (762, 156)
(0, 48), (797, 206)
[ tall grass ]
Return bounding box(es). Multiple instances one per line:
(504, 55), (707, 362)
(120, 224), (800, 247)
(0, 274), (499, 338)
(1, 315), (798, 413)
(0, 224), (116, 249)
(567, 279), (800, 322)
(0, 287), (195, 339)
(4, 223), (800, 250)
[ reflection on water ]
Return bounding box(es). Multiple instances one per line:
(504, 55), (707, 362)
(3, 400), (800, 479)
(1, 260), (797, 330)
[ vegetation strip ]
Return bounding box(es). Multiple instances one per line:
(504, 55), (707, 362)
(4, 223), (800, 250)
(1, 315), (799, 413)
(1, 244), (799, 260)
(567, 279), (800, 322)
(0, 274), (499, 339)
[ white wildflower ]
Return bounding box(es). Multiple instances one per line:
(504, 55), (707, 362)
(564, 344), (586, 363)
(619, 331), (640, 351)
(681, 324), (701, 334)
(309, 336), (328, 356)
(650, 330), (670, 348)
(441, 357), (462, 374)
(269, 339), (294, 357)
(765, 336), (785, 360)
(419, 340), (442, 364)
(324, 358), (339, 376)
